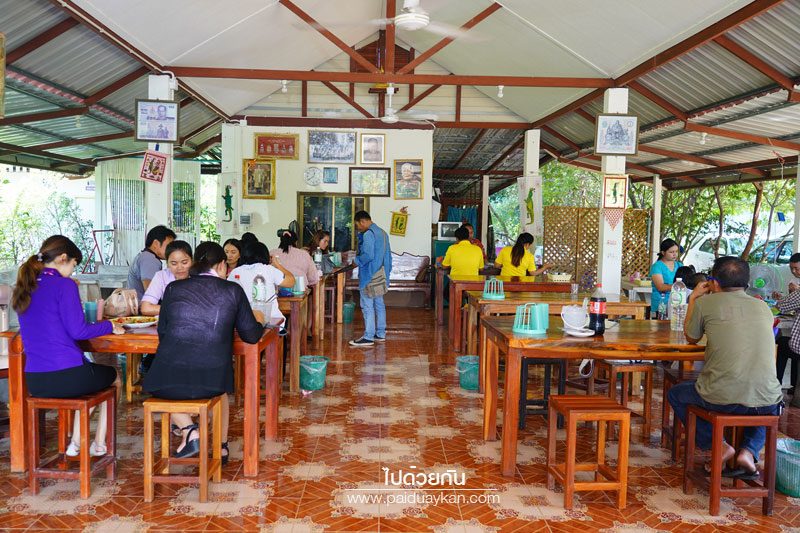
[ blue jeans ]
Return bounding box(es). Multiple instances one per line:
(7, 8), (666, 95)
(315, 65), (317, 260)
(667, 380), (780, 459)
(359, 291), (386, 340)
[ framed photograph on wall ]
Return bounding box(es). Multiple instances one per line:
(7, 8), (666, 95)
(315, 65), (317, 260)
(393, 158), (423, 199)
(349, 167), (390, 197)
(323, 167), (338, 184)
(134, 99), (179, 143)
(602, 174), (628, 209)
(254, 133), (299, 159)
(242, 158), (276, 199)
(594, 114), (639, 156)
(360, 133), (385, 164)
(390, 211), (408, 236)
(308, 130), (356, 164)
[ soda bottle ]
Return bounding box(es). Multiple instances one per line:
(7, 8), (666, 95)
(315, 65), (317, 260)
(588, 283), (607, 335)
(670, 278), (688, 331)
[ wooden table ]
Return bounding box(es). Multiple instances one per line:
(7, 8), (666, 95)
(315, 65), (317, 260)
(621, 279), (653, 304)
(448, 275), (571, 352)
(1, 327), (280, 478)
(479, 316), (704, 476)
(465, 291), (649, 354)
(334, 264), (356, 324)
(310, 275), (328, 342)
(278, 290), (310, 393)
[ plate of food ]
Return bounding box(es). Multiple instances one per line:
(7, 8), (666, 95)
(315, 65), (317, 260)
(112, 316), (158, 329)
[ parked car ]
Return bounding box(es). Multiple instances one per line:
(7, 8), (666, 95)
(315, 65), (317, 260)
(682, 235), (745, 272)
(751, 237), (794, 264)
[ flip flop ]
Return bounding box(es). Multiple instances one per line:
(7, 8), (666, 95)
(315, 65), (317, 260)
(721, 467), (745, 478)
(734, 469), (760, 481)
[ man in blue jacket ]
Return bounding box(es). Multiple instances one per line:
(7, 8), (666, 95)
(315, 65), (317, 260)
(350, 211), (392, 346)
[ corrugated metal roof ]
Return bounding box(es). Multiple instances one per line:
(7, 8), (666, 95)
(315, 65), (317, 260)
(0, 0), (67, 48)
(727, 0), (800, 78)
(2, 88), (63, 116)
(584, 91), (671, 132)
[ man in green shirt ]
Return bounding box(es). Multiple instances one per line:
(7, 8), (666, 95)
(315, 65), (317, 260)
(668, 256), (783, 479)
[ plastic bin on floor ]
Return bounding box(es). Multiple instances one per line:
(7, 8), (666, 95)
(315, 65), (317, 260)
(299, 355), (330, 391)
(777, 438), (800, 497)
(342, 301), (356, 324)
(456, 355), (480, 391)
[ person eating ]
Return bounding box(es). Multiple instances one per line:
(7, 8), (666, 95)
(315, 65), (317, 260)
(223, 238), (242, 276)
(494, 232), (553, 277)
(228, 241), (295, 327)
(140, 240), (193, 316)
(650, 238), (683, 318)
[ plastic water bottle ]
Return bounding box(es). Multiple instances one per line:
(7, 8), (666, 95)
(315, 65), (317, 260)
(670, 278), (688, 331)
(588, 283), (607, 335)
(657, 294), (668, 320)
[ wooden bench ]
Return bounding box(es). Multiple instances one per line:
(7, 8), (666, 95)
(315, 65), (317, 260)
(346, 252), (432, 307)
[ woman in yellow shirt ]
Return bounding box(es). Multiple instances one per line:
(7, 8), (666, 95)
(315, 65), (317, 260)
(495, 232), (553, 277)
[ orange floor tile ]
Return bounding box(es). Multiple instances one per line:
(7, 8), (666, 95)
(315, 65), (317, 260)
(1, 307), (799, 532)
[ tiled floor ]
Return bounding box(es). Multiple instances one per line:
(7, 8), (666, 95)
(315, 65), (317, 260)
(2, 307), (800, 532)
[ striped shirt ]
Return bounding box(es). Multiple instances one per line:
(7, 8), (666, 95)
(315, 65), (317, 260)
(777, 289), (800, 353)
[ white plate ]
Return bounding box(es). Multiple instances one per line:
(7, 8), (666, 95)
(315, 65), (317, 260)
(113, 317), (158, 329)
(561, 327), (595, 337)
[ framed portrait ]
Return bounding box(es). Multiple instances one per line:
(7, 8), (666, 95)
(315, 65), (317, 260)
(323, 167), (338, 184)
(602, 175), (628, 209)
(594, 114), (639, 156)
(139, 150), (167, 183)
(242, 158), (276, 199)
(390, 212), (408, 236)
(134, 99), (179, 143)
(308, 130), (356, 164)
(437, 221), (460, 241)
(360, 133), (385, 164)
(349, 167), (390, 197)
(254, 133), (299, 160)
(393, 158), (423, 200)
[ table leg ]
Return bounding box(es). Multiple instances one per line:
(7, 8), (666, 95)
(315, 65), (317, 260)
(478, 320), (486, 394)
(483, 335), (499, 441)
(317, 279), (325, 341)
(453, 286), (464, 352)
(290, 301), (301, 392)
(501, 349), (522, 477)
(448, 281), (456, 341)
(243, 343), (260, 477)
(301, 299), (309, 354)
(264, 336), (279, 441)
(9, 336), (27, 472)
(336, 272), (344, 324)
(436, 269), (445, 325)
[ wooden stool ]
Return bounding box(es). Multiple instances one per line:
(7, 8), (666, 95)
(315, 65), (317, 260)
(661, 368), (700, 460)
(27, 386), (117, 499)
(519, 358), (566, 430)
(683, 406), (778, 516)
(143, 395), (223, 503)
(546, 395), (631, 509)
(594, 360), (653, 443)
(324, 284), (336, 322)
(124, 353), (143, 402)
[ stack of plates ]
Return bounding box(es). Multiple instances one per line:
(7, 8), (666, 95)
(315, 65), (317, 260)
(562, 325), (594, 337)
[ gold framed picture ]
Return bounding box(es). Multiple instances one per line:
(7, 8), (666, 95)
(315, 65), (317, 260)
(254, 133), (299, 160)
(393, 159), (423, 200)
(602, 174), (628, 209)
(390, 211), (408, 236)
(242, 158), (276, 199)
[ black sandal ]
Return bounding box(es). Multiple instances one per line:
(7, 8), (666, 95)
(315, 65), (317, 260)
(221, 442), (229, 466)
(174, 424), (200, 458)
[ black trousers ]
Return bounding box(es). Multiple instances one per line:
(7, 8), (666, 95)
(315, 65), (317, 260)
(777, 336), (800, 389)
(26, 362), (117, 398)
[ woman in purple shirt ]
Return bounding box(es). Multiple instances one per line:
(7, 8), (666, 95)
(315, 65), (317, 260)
(12, 235), (123, 457)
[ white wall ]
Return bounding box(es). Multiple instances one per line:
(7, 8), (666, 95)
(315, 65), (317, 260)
(219, 124), (433, 256)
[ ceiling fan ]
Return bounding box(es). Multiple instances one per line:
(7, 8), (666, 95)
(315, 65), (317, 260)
(380, 84), (438, 124)
(372, 0), (481, 39)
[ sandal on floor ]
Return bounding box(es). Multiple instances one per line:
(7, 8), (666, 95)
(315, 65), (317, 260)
(65, 441), (107, 457)
(174, 424), (200, 459)
(221, 442), (229, 466)
(170, 423), (183, 437)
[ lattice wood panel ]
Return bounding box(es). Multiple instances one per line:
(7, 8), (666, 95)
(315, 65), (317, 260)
(544, 207), (650, 289)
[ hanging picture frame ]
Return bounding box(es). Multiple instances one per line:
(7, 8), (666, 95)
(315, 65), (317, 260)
(602, 174), (628, 209)
(393, 159), (423, 199)
(390, 211), (408, 236)
(360, 133), (385, 164)
(323, 167), (338, 184)
(254, 133), (299, 159)
(134, 99), (179, 143)
(349, 167), (390, 196)
(242, 158), (276, 199)
(308, 130), (356, 164)
(594, 114), (639, 156)
(139, 150), (168, 183)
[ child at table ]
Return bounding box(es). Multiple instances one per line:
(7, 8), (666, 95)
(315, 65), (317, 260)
(12, 235), (124, 457)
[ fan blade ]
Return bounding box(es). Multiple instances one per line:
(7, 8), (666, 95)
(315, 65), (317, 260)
(369, 18), (395, 28)
(423, 21), (484, 41)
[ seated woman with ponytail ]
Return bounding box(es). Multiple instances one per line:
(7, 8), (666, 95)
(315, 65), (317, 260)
(494, 232), (553, 277)
(142, 241), (264, 463)
(13, 235), (123, 458)
(270, 229), (320, 288)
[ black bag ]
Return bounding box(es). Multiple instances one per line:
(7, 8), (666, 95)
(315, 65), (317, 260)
(321, 254), (336, 275)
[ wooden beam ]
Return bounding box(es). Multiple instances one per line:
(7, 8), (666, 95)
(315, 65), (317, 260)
(234, 115), (433, 130)
(278, 0), (378, 73)
(399, 84), (441, 112)
(628, 80), (689, 121)
(0, 140), (94, 166)
(452, 129), (486, 168)
(180, 118), (222, 144)
(574, 108), (595, 124)
(179, 96), (193, 108)
(408, 48), (415, 99)
(385, 0), (396, 74)
(485, 136), (524, 173)
(301, 80), (308, 117)
(684, 122), (800, 151)
(6, 19), (79, 64)
(660, 154), (798, 181)
(455, 85), (462, 122)
(435, 121), (529, 129)
(177, 134), (222, 159)
(615, 0), (785, 86)
(321, 81), (374, 118)
(83, 67), (149, 105)
(0, 107), (87, 126)
(167, 66), (614, 88)
(397, 3), (503, 75)
(637, 145), (766, 177)
(541, 125), (581, 151)
(531, 89), (605, 128)
(714, 34), (797, 96)
(436, 168), (518, 176)
(28, 131), (131, 151)
(584, 154), (661, 175)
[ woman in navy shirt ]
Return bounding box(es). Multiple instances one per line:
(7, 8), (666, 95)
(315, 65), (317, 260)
(12, 235), (123, 457)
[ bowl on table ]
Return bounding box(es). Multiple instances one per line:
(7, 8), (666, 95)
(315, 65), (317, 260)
(111, 316), (158, 329)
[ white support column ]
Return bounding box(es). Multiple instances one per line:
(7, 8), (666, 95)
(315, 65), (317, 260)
(794, 172), (800, 249)
(520, 129), (543, 241)
(145, 75), (174, 229)
(597, 88), (629, 296)
(481, 174), (490, 245)
(651, 175), (662, 264)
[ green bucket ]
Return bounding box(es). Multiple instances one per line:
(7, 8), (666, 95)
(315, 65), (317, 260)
(299, 355), (330, 391)
(456, 355), (480, 391)
(342, 301), (356, 324)
(777, 438), (800, 497)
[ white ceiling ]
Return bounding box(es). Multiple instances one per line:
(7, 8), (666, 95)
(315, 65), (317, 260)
(73, 0), (753, 118)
